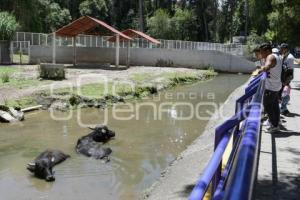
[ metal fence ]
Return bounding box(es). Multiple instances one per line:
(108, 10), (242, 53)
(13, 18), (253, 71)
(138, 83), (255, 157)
(13, 32), (244, 56)
(189, 72), (266, 200)
(10, 41), (30, 64)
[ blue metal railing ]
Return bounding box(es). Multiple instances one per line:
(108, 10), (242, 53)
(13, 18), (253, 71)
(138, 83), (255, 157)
(189, 72), (266, 200)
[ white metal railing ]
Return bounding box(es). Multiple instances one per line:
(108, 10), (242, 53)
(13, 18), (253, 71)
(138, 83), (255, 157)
(13, 32), (244, 56)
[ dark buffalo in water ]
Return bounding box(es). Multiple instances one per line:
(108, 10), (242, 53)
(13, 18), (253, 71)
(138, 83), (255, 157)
(76, 125), (115, 160)
(27, 150), (70, 182)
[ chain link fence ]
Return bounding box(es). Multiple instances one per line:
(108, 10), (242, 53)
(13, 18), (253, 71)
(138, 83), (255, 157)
(12, 32), (244, 59)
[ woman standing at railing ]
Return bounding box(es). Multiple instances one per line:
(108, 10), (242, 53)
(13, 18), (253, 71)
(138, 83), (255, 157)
(257, 43), (282, 133)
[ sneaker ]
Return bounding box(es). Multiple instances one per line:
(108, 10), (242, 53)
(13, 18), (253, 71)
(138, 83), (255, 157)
(281, 110), (290, 116)
(263, 119), (270, 126)
(266, 126), (280, 133)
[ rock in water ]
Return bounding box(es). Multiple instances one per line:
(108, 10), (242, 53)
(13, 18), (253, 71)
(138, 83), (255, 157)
(0, 110), (17, 123)
(0, 105), (25, 122)
(9, 107), (24, 121)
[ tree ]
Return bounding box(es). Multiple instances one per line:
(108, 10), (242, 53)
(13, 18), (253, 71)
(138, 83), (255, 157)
(147, 9), (172, 39)
(171, 8), (197, 40)
(0, 12), (19, 64)
(45, 2), (72, 31)
(138, 0), (145, 32)
(0, 12), (19, 40)
(79, 0), (109, 21)
(248, 0), (272, 36)
(265, 0), (300, 45)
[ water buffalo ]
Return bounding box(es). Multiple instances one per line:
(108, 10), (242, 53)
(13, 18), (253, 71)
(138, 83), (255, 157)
(76, 125), (115, 160)
(27, 150), (70, 182)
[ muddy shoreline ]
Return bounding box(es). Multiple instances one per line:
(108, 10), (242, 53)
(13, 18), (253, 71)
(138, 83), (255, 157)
(0, 65), (216, 110)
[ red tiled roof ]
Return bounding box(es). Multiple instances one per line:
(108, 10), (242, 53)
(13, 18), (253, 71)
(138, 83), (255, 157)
(108, 29), (161, 44)
(55, 16), (132, 40)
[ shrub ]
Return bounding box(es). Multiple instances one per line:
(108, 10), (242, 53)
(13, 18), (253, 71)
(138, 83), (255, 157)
(1, 72), (10, 83)
(155, 59), (174, 67)
(0, 12), (19, 41)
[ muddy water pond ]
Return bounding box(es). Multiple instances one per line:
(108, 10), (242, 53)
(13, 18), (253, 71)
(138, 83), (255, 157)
(0, 74), (247, 200)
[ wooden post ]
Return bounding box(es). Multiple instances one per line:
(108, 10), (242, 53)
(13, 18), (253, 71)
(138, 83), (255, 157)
(73, 36), (76, 66)
(10, 42), (13, 64)
(115, 34), (120, 68)
(52, 32), (56, 64)
(20, 42), (23, 64)
(126, 41), (131, 68)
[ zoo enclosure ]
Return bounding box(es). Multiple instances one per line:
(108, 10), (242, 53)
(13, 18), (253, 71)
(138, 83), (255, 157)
(189, 72), (266, 200)
(11, 31), (244, 63)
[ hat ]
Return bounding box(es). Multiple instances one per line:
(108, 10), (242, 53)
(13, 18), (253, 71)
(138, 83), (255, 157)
(280, 43), (289, 49)
(272, 48), (279, 53)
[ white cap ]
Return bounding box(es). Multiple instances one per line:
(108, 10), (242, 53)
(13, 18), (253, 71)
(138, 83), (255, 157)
(272, 48), (279, 53)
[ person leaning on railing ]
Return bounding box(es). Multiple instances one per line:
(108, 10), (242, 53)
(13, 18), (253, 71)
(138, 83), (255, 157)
(251, 46), (266, 76)
(257, 43), (282, 133)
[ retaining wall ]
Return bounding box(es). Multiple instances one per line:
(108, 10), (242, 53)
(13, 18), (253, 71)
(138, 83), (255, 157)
(29, 46), (255, 73)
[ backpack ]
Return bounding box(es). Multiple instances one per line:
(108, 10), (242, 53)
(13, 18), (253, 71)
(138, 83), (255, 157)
(281, 55), (294, 84)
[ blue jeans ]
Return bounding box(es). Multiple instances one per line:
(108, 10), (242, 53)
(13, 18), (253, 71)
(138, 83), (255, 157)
(281, 95), (290, 112)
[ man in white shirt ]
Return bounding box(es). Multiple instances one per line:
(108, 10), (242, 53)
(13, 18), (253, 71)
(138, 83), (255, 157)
(280, 43), (296, 69)
(258, 43), (282, 132)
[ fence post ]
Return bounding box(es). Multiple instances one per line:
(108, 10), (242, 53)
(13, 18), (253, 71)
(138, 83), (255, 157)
(20, 42), (23, 64)
(115, 34), (120, 67)
(52, 32), (56, 64)
(28, 41), (31, 64)
(10, 42), (13, 64)
(212, 130), (222, 197)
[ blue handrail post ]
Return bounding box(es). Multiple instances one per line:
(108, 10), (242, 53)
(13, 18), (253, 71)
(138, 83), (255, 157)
(189, 72), (267, 200)
(212, 129), (222, 196)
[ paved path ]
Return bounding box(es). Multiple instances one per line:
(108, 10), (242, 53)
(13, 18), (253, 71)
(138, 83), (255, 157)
(255, 68), (300, 200)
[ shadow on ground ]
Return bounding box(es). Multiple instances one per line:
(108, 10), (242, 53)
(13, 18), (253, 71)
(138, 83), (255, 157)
(176, 184), (195, 197)
(255, 128), (300, 200)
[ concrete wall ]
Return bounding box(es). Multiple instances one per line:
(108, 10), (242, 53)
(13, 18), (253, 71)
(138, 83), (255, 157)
(30, 46), (255, 73)
(0, 41), (12, 64)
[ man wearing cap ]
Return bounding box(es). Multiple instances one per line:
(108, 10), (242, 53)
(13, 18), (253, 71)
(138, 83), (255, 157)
(258, 43), (282, 132)
(280, 43), (296, 115)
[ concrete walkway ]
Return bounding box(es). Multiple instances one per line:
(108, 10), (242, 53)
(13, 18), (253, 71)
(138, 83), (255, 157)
(255, 68), (300, 200)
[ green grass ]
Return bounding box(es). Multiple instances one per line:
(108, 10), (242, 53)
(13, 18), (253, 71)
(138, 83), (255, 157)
(5, 97), (38, 108)
(0, 66), (51, 88)
(0, 66), (19, 75)
(0, 78), (47, 88)
(52, 70), (217, 99)
(130, 70), (216, 84)
(53, 82), (135, 98)
(130, 72), (157, 83)
(2, 69), (217, 109)
(13, 54), (29, 64)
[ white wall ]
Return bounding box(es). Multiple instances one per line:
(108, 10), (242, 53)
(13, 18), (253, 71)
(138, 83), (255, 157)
(30, 46), (255, 73)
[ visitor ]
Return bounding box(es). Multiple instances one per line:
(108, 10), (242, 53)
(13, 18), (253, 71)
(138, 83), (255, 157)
(252, 46), (264, 76)
(281, 84), (291, 114)
(280, 43), (295, 115)
(254, 46), (263, 68)
(258, 43), (282, 132)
